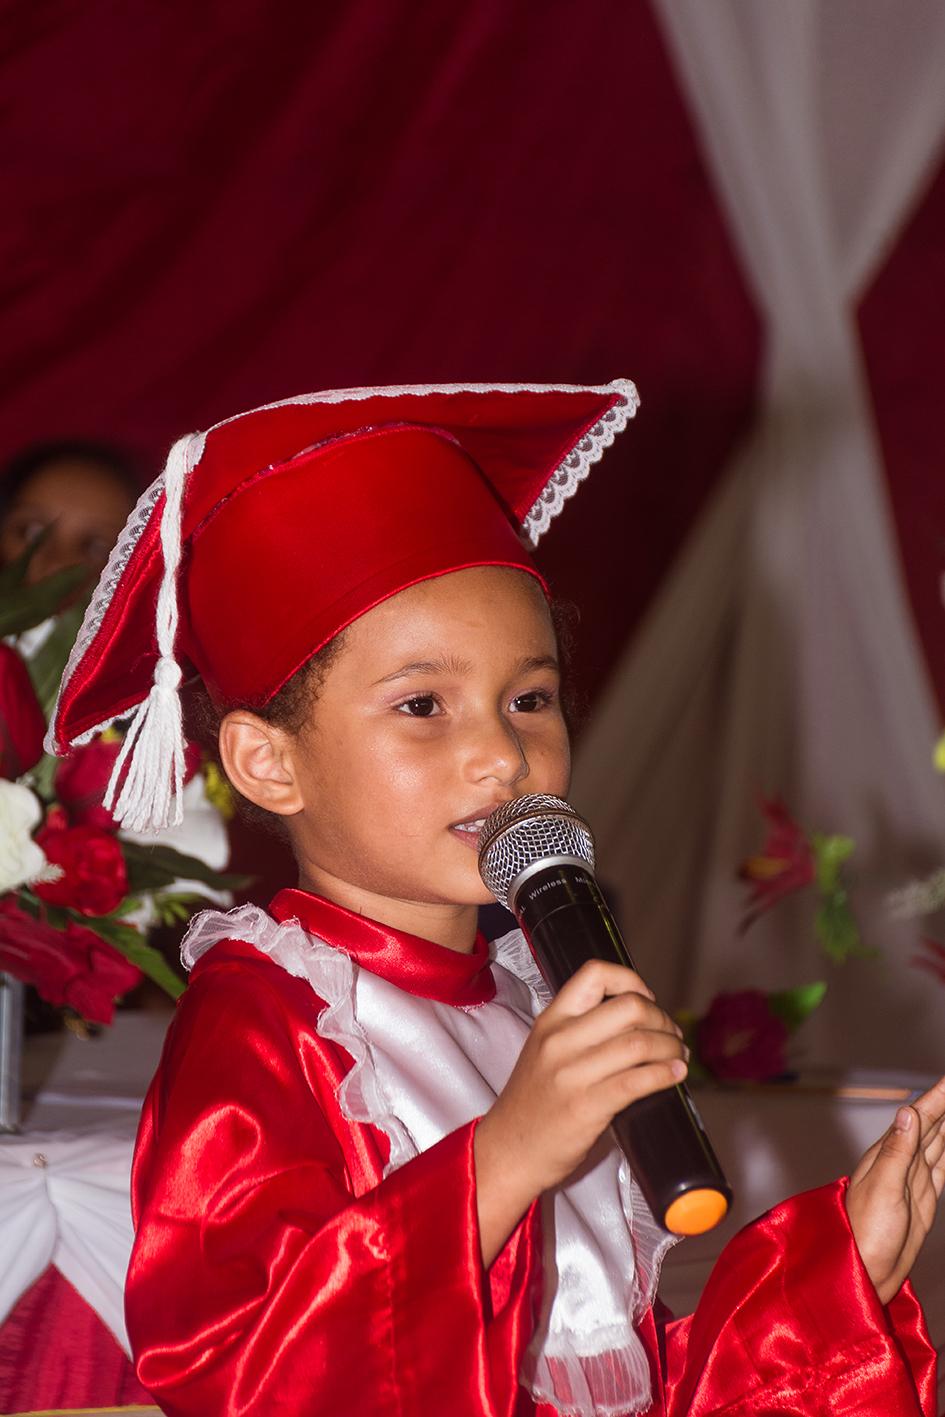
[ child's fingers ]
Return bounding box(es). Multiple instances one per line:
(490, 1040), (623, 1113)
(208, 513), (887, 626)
(575, 1024), (688, 1089)
(911, 1075), (945, 1140)
(552, 989), (682, 1053)
(925, 1118), (945, 1195)
(546, 959), (655, 1021)
(864, 1106), (922, 1194)
(595, 1055), (689, 1115)
(852, 1087), (945, 1186)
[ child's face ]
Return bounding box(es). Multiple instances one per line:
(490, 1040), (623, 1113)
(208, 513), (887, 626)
(285, 565), (570, 939)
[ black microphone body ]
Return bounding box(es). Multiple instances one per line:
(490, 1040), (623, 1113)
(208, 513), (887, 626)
(508, 856), (732, 1235)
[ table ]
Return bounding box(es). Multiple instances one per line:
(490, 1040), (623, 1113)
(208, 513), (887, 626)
(0, 1013), (168, 1415)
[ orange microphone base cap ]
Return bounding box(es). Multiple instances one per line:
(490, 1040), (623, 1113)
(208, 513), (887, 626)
(664, 1188), (730, 1236)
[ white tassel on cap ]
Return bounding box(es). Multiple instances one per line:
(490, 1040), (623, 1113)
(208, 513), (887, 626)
(103, 432), (199, 832)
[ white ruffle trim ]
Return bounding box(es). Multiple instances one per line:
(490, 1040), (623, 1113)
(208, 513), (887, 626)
(180, 903), (416, 1170)
(180, 907), (673, 1417)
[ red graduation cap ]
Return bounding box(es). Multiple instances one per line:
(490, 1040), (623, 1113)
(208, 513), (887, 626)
(47, 380), (638, 830)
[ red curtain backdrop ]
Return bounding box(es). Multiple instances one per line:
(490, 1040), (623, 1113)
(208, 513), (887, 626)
(3, 0), (759, 706)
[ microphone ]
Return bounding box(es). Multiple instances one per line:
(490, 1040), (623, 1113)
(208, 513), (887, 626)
(479, 793), (732, 1236)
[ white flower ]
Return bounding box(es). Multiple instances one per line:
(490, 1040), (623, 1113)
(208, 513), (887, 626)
(0, 779), (59, 893)
(886, 867), (945, 920)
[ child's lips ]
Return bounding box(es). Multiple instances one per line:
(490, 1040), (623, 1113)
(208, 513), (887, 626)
(449, 802), (510, 852)
(450, 819), (487, 852)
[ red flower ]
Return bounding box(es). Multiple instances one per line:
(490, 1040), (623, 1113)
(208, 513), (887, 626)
(695, 990), (789, 1082)
(739, 797), (814, 933)
(0, 643), (46, 779)
(912, 938), (945, 986)
(55, 736), (203, 829)
(33, 816), (128, 916)
(55, 738), (123, 829)
(0, 897), (141, 1023)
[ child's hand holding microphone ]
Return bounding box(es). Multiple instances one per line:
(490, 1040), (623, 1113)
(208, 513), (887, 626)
(475, 960), (688, 1267)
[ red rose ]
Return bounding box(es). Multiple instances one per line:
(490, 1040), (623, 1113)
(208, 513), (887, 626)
(55, 736), (202, 829)
(0, 644), (47, 780)
(0, 897), (141, 1023)
(62, 928), (142, 1024)
(0, 896), (82, 1002)
(34, 817), (128, 916)
(55, 738), (123, 829)
(695, 989), (789, 1082)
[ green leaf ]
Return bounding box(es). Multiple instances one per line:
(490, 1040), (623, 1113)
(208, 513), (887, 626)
(16, 890), (42, 919)
(26, 752), (59, 803)
(120, 839), (250, 893)
(814, 891), (871, 964)
(810, 833), (855, 895)
(27, 600), (88, 715)
(0, 565), (88, 637)
(76, 913), (184, 998)
(0, 526), (51, 594)
(768, 981), (827, 1032)
(151, 892), (221, 927)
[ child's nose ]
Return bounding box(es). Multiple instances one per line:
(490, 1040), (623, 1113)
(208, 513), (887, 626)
(468, 713), (529, 786)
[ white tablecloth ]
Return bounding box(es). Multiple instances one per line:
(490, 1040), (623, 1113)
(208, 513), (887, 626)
(0, 1013), (170, 1355)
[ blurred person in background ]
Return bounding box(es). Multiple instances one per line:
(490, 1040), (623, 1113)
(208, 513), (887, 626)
(0, 439), (140, 590)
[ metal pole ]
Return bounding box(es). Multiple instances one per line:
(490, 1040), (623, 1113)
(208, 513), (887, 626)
(0, 972), (24, 1133)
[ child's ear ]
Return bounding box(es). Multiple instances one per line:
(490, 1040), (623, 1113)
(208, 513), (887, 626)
(218, 711), (302, 817)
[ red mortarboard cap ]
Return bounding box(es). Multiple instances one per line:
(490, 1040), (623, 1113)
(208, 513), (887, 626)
(47, 381), (638, 829)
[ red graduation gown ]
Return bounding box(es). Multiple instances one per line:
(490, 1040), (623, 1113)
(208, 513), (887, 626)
(125, 888), (937, 1415)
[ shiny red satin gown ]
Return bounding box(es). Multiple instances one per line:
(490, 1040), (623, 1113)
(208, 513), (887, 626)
(126, 889), (937, 1416)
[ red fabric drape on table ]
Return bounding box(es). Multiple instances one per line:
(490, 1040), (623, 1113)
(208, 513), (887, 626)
(0, 1266), (151, 1412)
(2, 0), (759, 705)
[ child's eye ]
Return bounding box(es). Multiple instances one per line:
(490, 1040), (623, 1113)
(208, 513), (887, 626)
(510, 689), (554, 714)
(396, 694), (440, 718)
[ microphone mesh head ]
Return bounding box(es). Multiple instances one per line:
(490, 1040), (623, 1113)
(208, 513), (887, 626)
(478, 793), (595, 909)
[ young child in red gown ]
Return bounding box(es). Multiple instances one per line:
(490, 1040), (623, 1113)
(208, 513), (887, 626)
(47, 382), (945, 1416)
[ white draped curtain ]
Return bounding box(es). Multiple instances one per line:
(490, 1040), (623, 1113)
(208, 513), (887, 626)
(573, 0), (945, 1070)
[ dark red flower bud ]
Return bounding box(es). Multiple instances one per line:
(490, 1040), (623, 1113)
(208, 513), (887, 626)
(695, 989), (789, 1082)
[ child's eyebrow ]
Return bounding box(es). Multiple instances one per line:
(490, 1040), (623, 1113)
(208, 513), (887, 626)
(374, 654), (559, 685)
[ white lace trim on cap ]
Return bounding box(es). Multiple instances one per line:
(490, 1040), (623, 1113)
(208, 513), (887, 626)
(46, 381), (637, 754)
(178, 908), (675, 1417)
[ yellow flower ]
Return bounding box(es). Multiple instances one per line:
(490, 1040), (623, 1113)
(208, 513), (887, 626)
(203, 761), (236, 820)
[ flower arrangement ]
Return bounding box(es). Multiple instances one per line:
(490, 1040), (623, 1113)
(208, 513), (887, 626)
(678, 797), (854, 1084)
(0, 540), (240, 1027)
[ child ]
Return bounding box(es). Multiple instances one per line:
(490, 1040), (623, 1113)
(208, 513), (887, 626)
(47, 382), (945, 1416)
